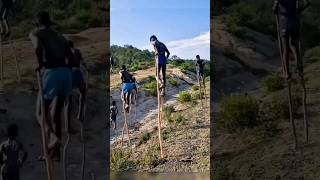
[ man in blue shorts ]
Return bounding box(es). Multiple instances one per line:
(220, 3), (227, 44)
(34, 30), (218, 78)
(150, 35), (170, 96)
(29, 11), (75, 161)
(119, 65), (133, 112)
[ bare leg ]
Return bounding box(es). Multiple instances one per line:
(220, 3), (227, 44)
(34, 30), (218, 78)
(78, 88), (86, 122)
(52, 96), (66, 160)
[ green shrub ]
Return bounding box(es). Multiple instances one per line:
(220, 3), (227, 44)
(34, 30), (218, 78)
(110, 148), (130, 172)
(165, 105), (175, 122)
(143, 81), (157, 96)
(168, 78), (179, 87)
(221, 95), (259, 131)
(223, 2), (276, 37)
(180, 62), (196, 73)
(142, 146), (159, 167)
(262, 74), (285, 92)
(178, 91), (192, 103)
(139, 133), (151, 145)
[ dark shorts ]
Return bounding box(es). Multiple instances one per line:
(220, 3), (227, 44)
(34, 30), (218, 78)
(198, 69), (204, 77)
(42, 68), (72, 100)
(122, 83), (133, 94)
(279, 15), (300, 38)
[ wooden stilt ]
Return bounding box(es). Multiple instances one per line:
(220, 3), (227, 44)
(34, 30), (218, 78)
(36, 71), (54, 180)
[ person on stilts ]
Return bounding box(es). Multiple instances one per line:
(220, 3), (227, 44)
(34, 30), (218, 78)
(119, 65), (134, 112)
(273, 0), (310, 146)
(29, 11), (75, 161)
(195, 55), (205, 87)
(150, 35), (170, 96)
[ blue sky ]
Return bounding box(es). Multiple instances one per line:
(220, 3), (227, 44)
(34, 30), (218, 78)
(110, 0), (210, 60)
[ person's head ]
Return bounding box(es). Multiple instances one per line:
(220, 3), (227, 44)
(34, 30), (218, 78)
(7, 124), (18, 140)
(37, 11), (53, 28)
(122, 65), (126, 71)
(68, 40), (74, 48)
(196, 55), (200, 60)
(112, 101), (116, 106)
(150, 35), (157, 45)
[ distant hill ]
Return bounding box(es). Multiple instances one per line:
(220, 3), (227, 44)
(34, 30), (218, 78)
(7, 0), (108, 39)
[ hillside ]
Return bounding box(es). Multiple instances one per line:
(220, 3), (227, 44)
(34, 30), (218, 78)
(212, 0), (320, 179)
(4, 0), (108, 39)
(110, 45), (210, 173)
(109, 50), (210, 173)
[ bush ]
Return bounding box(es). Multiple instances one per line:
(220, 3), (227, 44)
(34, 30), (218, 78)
(110, 148), (130, 172)
(165, 105), (175, 122)
(139, 133), (151, 145)
(142, 146), (159, 167)
(168, 78), (179, 87)
(178, 91), (192, 103)
(262, 74), (285, 92)
(180, 62), (196, 73)
(223, 2), (276, 37)
(143, 81), (157, 96)
(221, 95), (259, 131)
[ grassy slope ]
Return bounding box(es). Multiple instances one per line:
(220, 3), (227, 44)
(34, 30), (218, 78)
(110, 72), (210, 173)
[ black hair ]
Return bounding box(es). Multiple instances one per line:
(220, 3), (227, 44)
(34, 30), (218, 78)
(68, 40), (74, 48)
(150, 35), (157, 42)
(37, 11), (53, 27)
(196, 55), (200, 59)
(112, 101), (116, 106)
(7, 123), (18, 139)
(122, 65), (126, 70)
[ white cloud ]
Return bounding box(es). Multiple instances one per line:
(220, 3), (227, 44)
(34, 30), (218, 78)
(142, 31), (210, 60)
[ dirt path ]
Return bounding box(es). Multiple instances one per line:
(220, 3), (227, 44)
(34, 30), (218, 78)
(0, 27), (109, 180)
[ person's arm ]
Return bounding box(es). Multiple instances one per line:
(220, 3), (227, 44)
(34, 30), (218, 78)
(164, 44), (170, 59)
(65, 40), (76, 68)
(31, 32), (45, 70)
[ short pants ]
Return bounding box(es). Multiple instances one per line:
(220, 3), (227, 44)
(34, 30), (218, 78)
(122, 83), (134, 94)
(42, 67), (72, 100)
